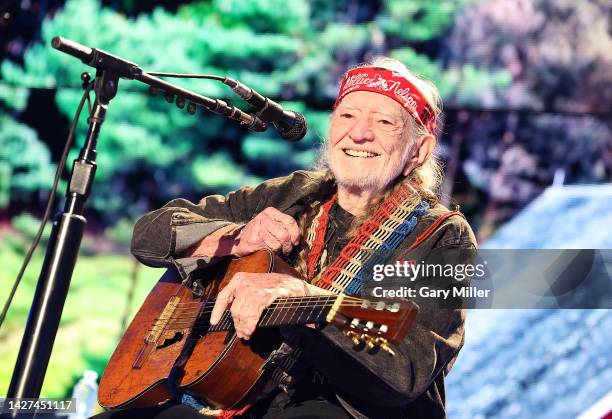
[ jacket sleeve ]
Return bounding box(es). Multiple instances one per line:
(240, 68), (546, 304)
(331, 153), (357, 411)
(130, 170), (322, 280)
(297, 217), (477, 407)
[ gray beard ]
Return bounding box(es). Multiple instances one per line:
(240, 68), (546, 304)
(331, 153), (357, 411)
(315, 142), (411, 192)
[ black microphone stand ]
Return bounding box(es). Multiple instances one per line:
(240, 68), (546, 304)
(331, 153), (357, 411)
(5, 51), (124, 416)
(5, 36), (269, 414)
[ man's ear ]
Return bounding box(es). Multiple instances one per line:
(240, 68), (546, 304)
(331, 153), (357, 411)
(402, 134), (436, 176)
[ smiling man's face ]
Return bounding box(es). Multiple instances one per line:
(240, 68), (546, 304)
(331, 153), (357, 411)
(328, 91), (414, 193)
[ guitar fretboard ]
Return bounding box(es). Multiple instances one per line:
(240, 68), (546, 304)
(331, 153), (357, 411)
(206, 295), (338, 333)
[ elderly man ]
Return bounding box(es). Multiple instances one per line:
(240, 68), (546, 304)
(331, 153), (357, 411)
(123, 57), (476, 419)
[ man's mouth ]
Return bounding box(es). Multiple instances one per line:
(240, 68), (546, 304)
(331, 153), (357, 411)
(342, 148), (380, 158)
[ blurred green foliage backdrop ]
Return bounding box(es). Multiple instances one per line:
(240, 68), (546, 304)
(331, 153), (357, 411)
(1, 0), (508, 225)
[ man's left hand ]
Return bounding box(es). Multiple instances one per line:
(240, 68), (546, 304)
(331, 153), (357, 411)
(209, 272), (324, 340)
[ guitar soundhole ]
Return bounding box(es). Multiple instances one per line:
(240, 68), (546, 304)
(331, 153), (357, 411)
(156, 332), (184, 349)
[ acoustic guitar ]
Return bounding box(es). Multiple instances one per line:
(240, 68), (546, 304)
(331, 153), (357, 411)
(98, 249), (418, 411)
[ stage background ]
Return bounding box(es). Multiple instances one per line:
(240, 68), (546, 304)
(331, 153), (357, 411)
(1, 0), (610, 417)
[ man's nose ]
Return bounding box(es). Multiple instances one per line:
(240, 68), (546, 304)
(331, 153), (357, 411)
(348, 114), (375, 142)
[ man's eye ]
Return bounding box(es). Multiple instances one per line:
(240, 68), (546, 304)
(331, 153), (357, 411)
(378, 119), (393, 125)
(340, 113), (354, 118)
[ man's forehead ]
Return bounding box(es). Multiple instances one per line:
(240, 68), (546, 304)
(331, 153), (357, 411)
(337, 93), (406, 118)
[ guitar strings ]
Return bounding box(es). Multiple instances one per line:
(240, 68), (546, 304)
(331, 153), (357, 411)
(141, 291), (399, 336)
(149, 298), (370, 324)
(150, 312), (389, 336)
(145, 298), (388, 334)
(172, 295), (351, 309)
(168, 294), (364, 309)
(153, 306), (320, 334)
(159, 307), (330, 334)
(149, 300), (369, 327)
(149, 295), (364, 320)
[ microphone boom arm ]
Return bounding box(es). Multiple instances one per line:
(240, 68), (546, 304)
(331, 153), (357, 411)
(51, 36), (267, 132)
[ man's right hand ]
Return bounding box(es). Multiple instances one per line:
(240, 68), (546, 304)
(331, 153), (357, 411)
(233, 207), (300, 257)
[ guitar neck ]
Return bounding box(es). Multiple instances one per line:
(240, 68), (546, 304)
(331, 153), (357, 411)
(207, 295), (338, 332)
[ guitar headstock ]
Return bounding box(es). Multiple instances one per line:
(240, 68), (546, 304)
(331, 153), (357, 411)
(326, 295), (419, 356)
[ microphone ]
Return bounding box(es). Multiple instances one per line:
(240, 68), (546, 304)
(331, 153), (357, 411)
(223, 78), (307, 142)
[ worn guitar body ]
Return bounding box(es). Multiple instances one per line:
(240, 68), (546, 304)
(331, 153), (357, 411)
(99, 250), (418, 411)
(99, 250), (292, 410)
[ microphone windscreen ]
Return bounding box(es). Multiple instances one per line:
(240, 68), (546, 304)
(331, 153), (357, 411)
(278, 112), (307, 142)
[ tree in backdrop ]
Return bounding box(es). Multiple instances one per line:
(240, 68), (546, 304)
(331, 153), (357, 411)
(0, 86), (55, 212)
(443, 0), (612, 237)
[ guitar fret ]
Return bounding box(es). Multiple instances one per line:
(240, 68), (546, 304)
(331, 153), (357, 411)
(294, 300), (306, 325)
(293, 305), (307, 325)
(320, 296), (336, 323)
(311, 296), (332, 324)
(279, 297), (298, 325)
(273, 298), (300, 326)
(315, 302), (327, 324)
(266, 298), (285, 326)
(299, 297), (321, 325)
(259, 306), (275, 327)
(304, 296), (324, 324)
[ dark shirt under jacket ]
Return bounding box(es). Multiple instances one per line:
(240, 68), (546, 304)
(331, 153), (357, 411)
(131, 170), (477, 419)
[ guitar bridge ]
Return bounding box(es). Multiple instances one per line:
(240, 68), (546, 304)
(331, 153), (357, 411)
(132, 295), (181, 369)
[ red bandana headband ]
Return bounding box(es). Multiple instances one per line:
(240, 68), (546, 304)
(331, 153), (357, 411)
(334, 67), (436, 133)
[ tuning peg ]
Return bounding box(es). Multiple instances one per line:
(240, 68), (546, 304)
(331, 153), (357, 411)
(375, 337), (396, 356)
(176, 96), (186, 109)
(187, 102), (197, 114)
(366, 338), (376, 350)
(165, 92), (175, 103)
(345, 330), (362, 347)
(380, 343), (396, 356)
(380, 343), (395, 356)
(361, 334), (378, 350)
(148, 86), (158, 96)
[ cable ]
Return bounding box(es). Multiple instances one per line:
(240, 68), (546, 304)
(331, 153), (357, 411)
(0, 82), (94, 332)
(144, 72), (225, 82)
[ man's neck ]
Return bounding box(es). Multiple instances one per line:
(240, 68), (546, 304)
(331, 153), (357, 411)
(337, 185), (382, 216)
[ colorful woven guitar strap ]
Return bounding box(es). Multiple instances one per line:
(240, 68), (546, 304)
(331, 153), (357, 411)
(305, 184), (430, 295)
